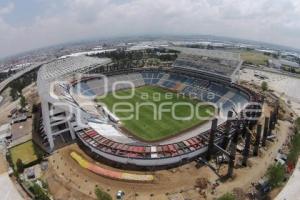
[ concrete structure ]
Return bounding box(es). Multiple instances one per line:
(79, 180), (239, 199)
(36, 53), (261, 167)
(37, 56), (111, 151)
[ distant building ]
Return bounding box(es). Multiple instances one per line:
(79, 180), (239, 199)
(268, 59), (282, 69)
(280, 59), (300, 68)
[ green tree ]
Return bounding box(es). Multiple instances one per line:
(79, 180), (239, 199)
(10, 87), (19, 100)
(16, 159), (24, 173)
(33, 141), (45, 159)
(261, 81), (268, 91)
(19, 95), (26, 109)
(95, 187), (112, 200)
(287, 129), (300, 165)
(30, 183), (50, 200)
(291, 68), (296, 73)
(218, 193), (236, 200)
(295, 117), (300, 132)
(266, 163), (285, 187)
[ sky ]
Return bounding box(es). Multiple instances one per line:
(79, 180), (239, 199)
(0, 0), (300, 58)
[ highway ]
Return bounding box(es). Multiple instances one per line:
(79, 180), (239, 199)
(0, 62), (46, 94)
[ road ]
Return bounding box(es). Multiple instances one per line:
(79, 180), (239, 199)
(0, 62), (46, 94)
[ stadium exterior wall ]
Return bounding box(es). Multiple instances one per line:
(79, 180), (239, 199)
(77, 135), (208, 167)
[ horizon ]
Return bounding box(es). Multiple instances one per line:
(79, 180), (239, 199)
(1, 33), (300, 61)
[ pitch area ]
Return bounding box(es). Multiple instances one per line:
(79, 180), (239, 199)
(97, 86), (215, 141)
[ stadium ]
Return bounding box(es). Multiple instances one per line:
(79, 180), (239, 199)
(37, 47), (262, 170)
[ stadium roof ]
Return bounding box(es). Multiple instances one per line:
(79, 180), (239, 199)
(168, 47), (242, 82)
(39, 56), (111, 80)
(166, 46), (241, 61)
(280, 59), (300, 68)
(37, 55), (111, 106)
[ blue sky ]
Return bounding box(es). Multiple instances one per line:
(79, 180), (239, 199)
(1, 0), (61, 24)
(1, 0), (42, 25)
(0, 0), (300, 57)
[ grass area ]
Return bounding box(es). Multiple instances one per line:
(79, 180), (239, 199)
(97, 86), (215, 141)
(241, 51), (270, 65)
(287, 118), (300, 165)
(266, 163), (285, 188)
(95, 187), (112, 200)
(9, 140), (42, 166)
(217, 193), (236, 200)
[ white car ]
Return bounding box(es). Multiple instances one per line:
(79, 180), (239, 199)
(116, 190), (125, 200)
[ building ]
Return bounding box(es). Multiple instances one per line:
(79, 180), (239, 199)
(36, 53), (262, 168)
(280, 59), (300, 68)
(37, 56), (111, 151)
(268, 59), (282, 69)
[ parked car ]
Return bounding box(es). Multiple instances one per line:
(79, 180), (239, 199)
(116, 190), (125, 200)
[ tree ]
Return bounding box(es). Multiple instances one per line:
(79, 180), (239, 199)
(207, 44), (214, 50)
(30, 183), (50, 200)
(10, 87), (19, 101)
(19, 95), (26, 109)
(285, 119), (300, 167)
(287, 129), (300, 165)
(33, 141), (45, 159)
(295, 117), (300, 132)
(16, 159), (24, 173)
(218, 193), (236, 200)
(261, 81), (268, 91)
(95, 187), (112, 200)
(266, 163), (285, 187)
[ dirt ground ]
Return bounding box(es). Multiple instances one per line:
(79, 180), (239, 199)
(11, 119), (33, 140)
(0, 153), (8, 174)
(43, 112), (292, 200)
(44, 144), (217, 200)
(240, 68), (300, 117)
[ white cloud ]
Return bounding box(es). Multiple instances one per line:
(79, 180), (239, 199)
(0, 0), (300, 57)
(0, 2), (14, 15)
